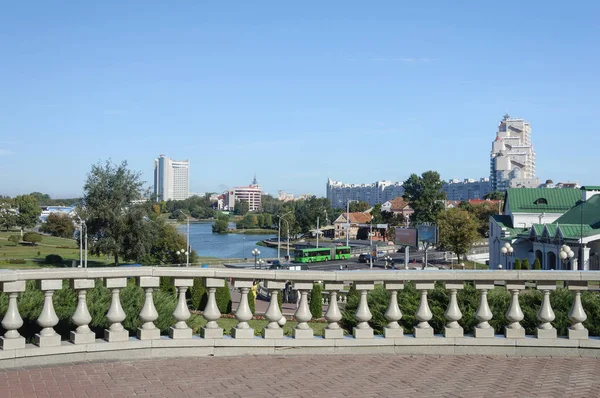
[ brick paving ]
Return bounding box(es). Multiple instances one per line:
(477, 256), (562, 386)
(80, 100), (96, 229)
(1, 355), (600, 397)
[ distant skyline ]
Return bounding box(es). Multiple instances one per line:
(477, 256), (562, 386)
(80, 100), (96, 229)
(1, 1), (599, 198)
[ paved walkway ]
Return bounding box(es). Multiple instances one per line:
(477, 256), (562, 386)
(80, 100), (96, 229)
(1, 354), (599, 397)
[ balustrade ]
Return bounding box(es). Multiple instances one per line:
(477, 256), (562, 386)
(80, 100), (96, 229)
(0, 268), (599, 362)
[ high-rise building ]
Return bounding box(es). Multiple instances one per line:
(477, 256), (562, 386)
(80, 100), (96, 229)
(326, 178), (405, 208)
(153, 155), (190, 201)
(490, 114), (539, 191)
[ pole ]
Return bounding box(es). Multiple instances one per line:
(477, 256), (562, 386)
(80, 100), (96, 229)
(84, 221), (88, 268)
(316, 216), (319, 248)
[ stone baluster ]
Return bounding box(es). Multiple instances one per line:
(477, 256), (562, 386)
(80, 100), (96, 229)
(70, 279), (95, 344)
(568, 281), (589, 339)
(353, 283), (374, 339)
(384, 282), (404, 338)
(444, 283), (464, 338)
(35, 280), (62, 347)
(0, 281), (26, 349)
(504, 282), (525, 338)
(324, 283), (344, 339)
(293, 282), (314, 339)
(170, 279), (194, 339)
(104, 278), (129, 342)
(201, 278), (224, 339)
(414, 282), (434, 338)
(137, 277), (160, 340)
(474, 281), (494, 338)
(232, 279), (254, 339)
(536, 282), (557, 339)
(262, 281), (285, 339)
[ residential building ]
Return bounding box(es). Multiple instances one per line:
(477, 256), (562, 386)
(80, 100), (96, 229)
(153, 155), (190, 201)
(333, 212), (372, 240)
(327, 178), (405, 208)
(381, 197), (414, 222)
(488, 187), (582, 270)
(443, 178), (491, 201)
(490, 114), (539, 192)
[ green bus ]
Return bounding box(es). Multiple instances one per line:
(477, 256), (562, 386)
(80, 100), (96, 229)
(293, 246), (352, 263)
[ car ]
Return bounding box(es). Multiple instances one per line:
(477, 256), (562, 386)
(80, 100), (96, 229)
(358, 254), (377, 263)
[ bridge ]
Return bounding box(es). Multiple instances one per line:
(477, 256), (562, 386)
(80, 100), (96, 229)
(1, 268), (599, 396)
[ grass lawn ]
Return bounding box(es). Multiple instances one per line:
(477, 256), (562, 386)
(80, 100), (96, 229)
(188, 314), (331, 336)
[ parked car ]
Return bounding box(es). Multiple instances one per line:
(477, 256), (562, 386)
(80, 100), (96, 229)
(358, 254), (377, 263)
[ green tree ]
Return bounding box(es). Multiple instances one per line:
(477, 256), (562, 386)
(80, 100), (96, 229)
(349, 201), (370, 213)
(533, 258), (542, 270)
(22, 232), (42, 245)
(437, 208), (479, 263)
(402, 171), (445, 224)
(40, 213), (75, 238)
(310, 283), (323, 319)
(14, 195), (41, 230)
(82, 160), (151, 266)
(522, 259), (531, 270)
(212, 219), (228, 234)
(484, 191), (504, 200)
(513, 258), (522, 270)
(0, 200), (18, 231)
(8, 234), (20, 246)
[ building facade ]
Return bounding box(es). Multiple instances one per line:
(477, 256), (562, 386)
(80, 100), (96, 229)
(490, 115), (539, 192)
(443, 178), (492, 201)
(153, 155), (190, 201)
(327, 178), (405, 208)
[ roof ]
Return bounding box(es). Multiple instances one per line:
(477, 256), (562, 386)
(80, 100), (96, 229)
(389, 197), (411, 212)
(555, 194), (600, 229)
(505, 188), (580, 214)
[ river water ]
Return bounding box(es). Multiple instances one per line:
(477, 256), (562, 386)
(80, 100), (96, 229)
(177, 222), (278, 259)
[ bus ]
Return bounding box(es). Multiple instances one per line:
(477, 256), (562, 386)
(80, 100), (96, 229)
(293, 246), (352, 263)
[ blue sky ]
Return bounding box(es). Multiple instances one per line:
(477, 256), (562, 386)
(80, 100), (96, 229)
(1, 1), (599, 198)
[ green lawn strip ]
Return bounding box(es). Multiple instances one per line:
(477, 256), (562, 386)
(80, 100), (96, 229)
(188, 314), (330, 336)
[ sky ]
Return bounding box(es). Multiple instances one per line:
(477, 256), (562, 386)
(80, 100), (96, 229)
(1, 1), (599, 198)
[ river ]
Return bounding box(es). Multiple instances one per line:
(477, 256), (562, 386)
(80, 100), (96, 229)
(177, 222), (278, 259)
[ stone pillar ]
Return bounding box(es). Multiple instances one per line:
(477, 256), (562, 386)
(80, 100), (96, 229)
(170, 278), (193, 339)
(232, 279), (254, 339)
(136, 277), (160, 340)
(353, 283), (374, 339)
(201, 278), (224, 339)
(70, 279), (96, 344)
(504, 282), (525, 339)
(536, 282), (557, 339)
(104, 278), (129, 342)
(35, 279), (62, 347)
(444, 283), (463, 338)
(384, 282), (404, 338)
(568, 281), (589, 339)
(414, 282), (434, 338)
(262, 281), (285, 339)
(0, 281), (26, 349)
(474, 281), (494, 338)
(293, 282), (314, 339)
(323, 283), (344, 339)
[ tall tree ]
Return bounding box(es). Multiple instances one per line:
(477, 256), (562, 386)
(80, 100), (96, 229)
(402, 171), (445, 224)
(14, 195), (41, 230)
(83, 160), (150, 266)
(40, 213), (75, 238)
(437, 207), (479, 263)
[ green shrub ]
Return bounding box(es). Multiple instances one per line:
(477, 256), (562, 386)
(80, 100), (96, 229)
(310, 283), (323, 319)
(44, 254), (63, 265)
(522, 259), (531, 270)
(533, 258), (542, 270)
(215, 281), (232, 314)
(513, 259), (521, 270)
(190, 278), (207, 311)
(8, 235), (20, 246)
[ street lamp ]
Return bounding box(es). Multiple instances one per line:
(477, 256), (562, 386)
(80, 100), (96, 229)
(252, 248), (261, 269)
(175, 248), (188, 267)
(500, 242), (514, 269)
(559, 244), (575, 270)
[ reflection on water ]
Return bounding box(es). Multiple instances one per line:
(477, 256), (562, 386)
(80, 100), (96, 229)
(177, 222), (278, 259)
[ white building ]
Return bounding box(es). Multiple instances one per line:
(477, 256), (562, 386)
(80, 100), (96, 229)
(153, 155), (190, 201)
(490, 115), (539, 192)
(443, 178), (491, 201)
(326, 178), (405, 208)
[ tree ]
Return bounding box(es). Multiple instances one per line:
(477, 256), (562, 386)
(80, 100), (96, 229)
(8, 235), (20, 246)
(513, 258), (522, 270)
(522, 259), (531, 270)
(402, 171), (445, 224)
(0, 200), (17, 231)
(83, 160), (150, 266)
(212, 219), (228, 234)
(349, 201), (370, 213)
(234, 200), (249, 216)
(484, 191), (504, 200)
(436, 208), (479, 263)
(22, 232), (42, 246)
(533, 258), (542, 270)
(40, 213), (75, 238)
(14, 195), (41, 230)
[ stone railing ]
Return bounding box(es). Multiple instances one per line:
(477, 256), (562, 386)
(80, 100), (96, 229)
(1, 268), (599, 368)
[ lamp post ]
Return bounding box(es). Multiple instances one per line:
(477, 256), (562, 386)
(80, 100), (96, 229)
(559, 244), (575, 270)
(175, 248), (188, 267)
(251, 248), (261, 269)
(501, 242), (514, 269)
